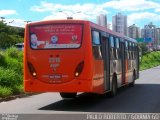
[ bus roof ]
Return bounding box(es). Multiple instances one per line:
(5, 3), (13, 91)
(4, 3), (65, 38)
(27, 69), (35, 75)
(27, 19), (88, 26)
(123, 36), (137, 43)
(27, 19), (137, 43)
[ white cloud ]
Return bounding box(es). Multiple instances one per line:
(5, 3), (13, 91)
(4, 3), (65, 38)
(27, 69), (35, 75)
(31, 0), (160, 14)
(103, 0), (160, 11)
(30, 0), (160, 23)
(43, 11), (95, 21)
(128, 12), (160, 26)
(0, 10), (17, 16)
(155, 8), (160, 12)
(30, 1), (108, 20)
(30, 0), (160, 27)
(30, 1), (55, 12)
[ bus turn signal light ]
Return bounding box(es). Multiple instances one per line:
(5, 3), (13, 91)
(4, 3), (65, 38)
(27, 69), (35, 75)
(27, 62), (37, 78)
(74, 61), (84, 77)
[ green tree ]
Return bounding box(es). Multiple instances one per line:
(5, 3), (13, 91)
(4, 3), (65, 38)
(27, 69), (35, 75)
(138, 43), (148, 55)
(0, 21), (24, 49)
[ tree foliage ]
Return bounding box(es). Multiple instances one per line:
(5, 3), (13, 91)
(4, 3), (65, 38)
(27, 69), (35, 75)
(138, 43), (148, 55)
(0, 21), (24, 49)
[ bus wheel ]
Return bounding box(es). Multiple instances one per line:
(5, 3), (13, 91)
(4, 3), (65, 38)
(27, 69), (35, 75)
(60, 92), (77, 99)
(129, 73), (136, 87)
(109, 76), (117, 97)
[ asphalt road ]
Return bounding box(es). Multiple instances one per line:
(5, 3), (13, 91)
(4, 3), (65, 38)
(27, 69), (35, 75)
(0, 66), (160, 114)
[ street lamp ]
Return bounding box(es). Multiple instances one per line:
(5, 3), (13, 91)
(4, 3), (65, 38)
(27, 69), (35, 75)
(8, 20), (14, 23)
(4, 20), (14, 25)
(59, 11), (81, 19)
(0, 18), (14, 25)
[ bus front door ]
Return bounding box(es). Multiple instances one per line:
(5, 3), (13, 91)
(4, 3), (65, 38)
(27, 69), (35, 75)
(101, 36), (110, 91)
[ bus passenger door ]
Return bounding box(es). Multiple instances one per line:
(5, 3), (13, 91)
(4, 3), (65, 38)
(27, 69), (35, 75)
(120, 41), (125, 84)
(101, 36), (110, 91)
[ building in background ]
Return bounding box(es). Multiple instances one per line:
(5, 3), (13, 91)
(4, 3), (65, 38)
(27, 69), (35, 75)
(96, 14), (107, 28)
(112, 13), (127, 36)
(128, 24), (141, 39)
(141, 22), (157, 49)
(107, 23), (112, 30)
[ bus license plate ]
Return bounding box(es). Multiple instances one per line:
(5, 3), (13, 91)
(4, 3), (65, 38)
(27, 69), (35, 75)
(49, 75), (61, 79)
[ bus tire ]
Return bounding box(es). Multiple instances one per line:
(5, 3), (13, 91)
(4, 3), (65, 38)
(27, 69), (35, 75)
(109, 75), (117, 97)
(60, 92), (77, 99)
(129, 72), (136, 87)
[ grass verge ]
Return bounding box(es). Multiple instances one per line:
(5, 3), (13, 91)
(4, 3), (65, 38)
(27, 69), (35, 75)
(0, 47), (23, 99)
(140, 51), (160, 70)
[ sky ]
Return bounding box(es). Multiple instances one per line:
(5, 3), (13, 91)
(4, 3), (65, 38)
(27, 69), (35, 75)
(1, 0), (160, 28)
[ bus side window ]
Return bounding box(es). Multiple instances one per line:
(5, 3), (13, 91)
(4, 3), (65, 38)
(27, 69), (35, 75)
(115, 38), (120, 48)
(110, 36), (114, 48)
(92, 31), (102, 59)
(110, 36), (115, 59)
(92, 31), (100, 45)
(128, 42), (132, 60)
(131, 43), (134, 59)
(135, 44), (138, 59)
(125, 41), (129, 59)
(115, 37), (120, 59)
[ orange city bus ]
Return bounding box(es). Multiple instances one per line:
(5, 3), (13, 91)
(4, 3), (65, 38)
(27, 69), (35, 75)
(24, 20), (139, 98)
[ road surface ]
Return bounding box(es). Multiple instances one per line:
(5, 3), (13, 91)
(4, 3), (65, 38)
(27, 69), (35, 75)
(0, 66), (160, 114)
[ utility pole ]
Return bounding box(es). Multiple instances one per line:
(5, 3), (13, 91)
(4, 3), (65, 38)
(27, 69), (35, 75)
(24, 20), (31, 24)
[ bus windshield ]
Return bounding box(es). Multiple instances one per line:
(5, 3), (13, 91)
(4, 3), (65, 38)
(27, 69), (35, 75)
(29, 24), (83, 49)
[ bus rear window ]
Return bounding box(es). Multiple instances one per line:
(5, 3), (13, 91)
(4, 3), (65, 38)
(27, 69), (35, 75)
(29, 24), (83, 49)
